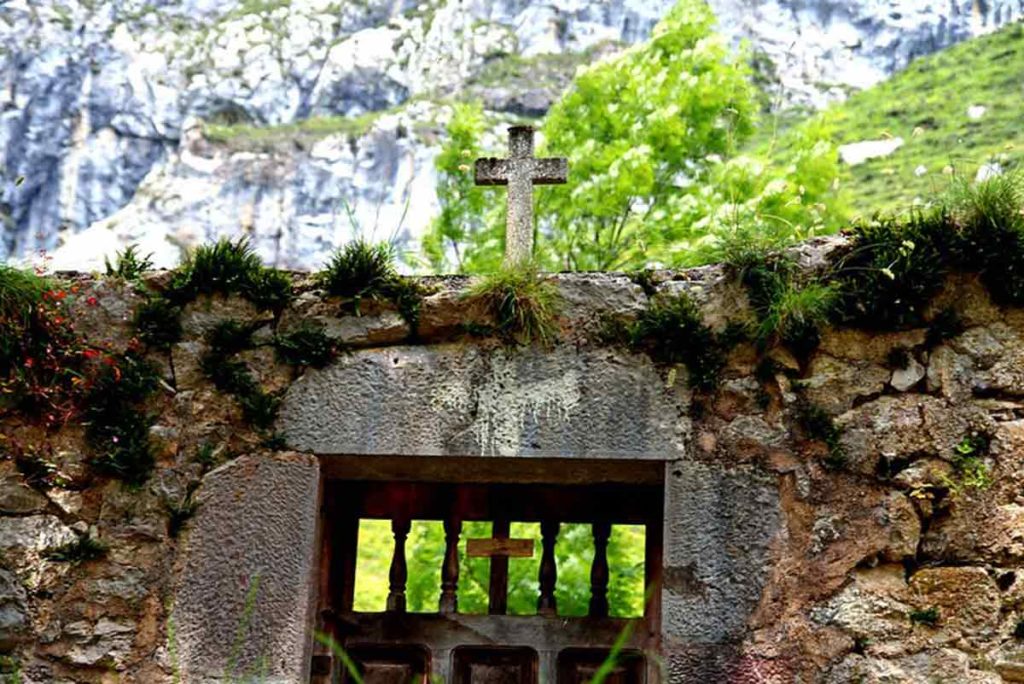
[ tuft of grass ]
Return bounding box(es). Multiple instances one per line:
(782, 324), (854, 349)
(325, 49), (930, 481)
(134, 298), (184, 350)
(204, 110), (384, 153)
(317, 240), (425, 331)
(630, 292), (726, 392)
(201, 321), (281, 431)
(193, 442), (219, 472)
(166, 238), (292, 311)
(796, 401), (846, 468)
(466, 263), (560, 346)
(45, 534), (108, 564)
(946, 172), (1024, 305)
(317, 240), (398, 300)
(84, 353), (161, 485)
(909, 607), (940, 626)
(104, 245), (153, 281)
(274, 324), (341, 368)
(833, 209), (950, 329)
(13, 448), (63, 489)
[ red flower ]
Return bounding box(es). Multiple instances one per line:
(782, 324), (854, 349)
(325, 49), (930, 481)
(83, 349), (101, 360)
(86, 296), (98, 306)
(23, 358), (34, 368)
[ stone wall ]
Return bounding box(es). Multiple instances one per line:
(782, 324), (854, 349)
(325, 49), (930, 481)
(3, 240), (1024, 682)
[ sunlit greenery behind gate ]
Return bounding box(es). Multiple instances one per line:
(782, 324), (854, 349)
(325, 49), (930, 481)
(353, 521), (646, 617)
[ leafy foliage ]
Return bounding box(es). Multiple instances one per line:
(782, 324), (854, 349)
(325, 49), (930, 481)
(0, 268), (83, 422)
(274, 324), (341, 368)
(432, 0), (845, 271)
(629, 292), (727, 391)
(423, 102), (496, 273)
(724, 247), (836, 359)
(84, 353), (161, 485)
(134, 298), (184, 350)
(466, 264), (560, 346)
(200, 321), (280, 430)
(104, 245), (153, 281)
(166, 238), (292, 310)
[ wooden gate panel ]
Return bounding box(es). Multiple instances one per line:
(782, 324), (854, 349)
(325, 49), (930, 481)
(452, 646), (538, 684)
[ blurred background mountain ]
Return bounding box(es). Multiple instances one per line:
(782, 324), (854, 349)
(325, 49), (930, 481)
(1, 0), (1020, 271)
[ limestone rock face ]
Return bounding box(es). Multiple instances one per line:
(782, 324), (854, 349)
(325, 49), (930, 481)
(3, 0), (1021, 271)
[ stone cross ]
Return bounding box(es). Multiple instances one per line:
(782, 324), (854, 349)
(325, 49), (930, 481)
(475, 126), (568, 265)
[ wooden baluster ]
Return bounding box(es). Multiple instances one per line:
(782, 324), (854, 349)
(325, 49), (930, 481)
(439, 517), (461, 614)
(589, 521), (612, 618)
(537, 520), (559, 616)
(386, 517), (411, 613)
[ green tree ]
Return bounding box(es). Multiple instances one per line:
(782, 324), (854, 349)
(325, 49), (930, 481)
(433, 0), (846, 272)
(423, 102), (502, 274)
(535, 0), (756, 271)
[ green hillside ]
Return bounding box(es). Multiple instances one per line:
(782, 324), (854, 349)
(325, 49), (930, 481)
(822, 21), (1024, 216)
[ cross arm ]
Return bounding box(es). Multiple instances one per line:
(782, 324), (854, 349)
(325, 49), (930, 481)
(530, 157), (568, 185)
(474, 158), (510, 186)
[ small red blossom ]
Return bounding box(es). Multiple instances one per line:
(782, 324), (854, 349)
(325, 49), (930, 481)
(86, 296), (98, 306)
(82, 349), (101, 360)
(24, 358), (34, 368)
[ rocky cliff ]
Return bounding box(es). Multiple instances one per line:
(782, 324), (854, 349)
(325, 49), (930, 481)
(1, 0), (1020, 271)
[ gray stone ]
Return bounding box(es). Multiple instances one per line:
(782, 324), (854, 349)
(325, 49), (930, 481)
(891, 358), (925, 392)
(0, 569), (29, 647)
(172, 452), (320, 684)
(803, 355), (889, 413)
(278, 345), (690, 459)
(0, 515), (77, 588)
(661, 459), (781, 642)
(0, 478), (49, 515)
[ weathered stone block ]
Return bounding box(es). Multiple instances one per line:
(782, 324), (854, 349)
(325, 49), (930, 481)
(172, 452), (320, 683)
(279, 345), (690, 458)
(661, 460), (781, 643)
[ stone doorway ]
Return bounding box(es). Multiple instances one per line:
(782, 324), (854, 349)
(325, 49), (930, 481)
(312, 456), (665, 683)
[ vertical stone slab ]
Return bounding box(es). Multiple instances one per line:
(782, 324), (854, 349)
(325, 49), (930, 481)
(172, 452), (320, 683)
(660, 459), (782, 679)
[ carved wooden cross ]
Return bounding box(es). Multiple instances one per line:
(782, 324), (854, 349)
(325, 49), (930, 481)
(466, 521), (535, 615)
(475, 126), (568, 265)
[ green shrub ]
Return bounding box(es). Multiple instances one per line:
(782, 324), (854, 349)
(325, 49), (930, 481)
(318, 240), (398, 300)
(134, 298), (183, 350)
(833, 210), (950, 329)
(201, 321), (280, 431)
(630, 292), (726, 392)
(166, 238), (292, 310)
(317, 240), (425, 330)
(104, 245), (153, 281)
(466, 264), (560, 346)
(947, 172), (1024, 305)
(274, 324), (340, 368)
(84, 353), (161, 485)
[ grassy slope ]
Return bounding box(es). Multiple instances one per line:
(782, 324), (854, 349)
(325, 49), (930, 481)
(819, 21), (1024, 216)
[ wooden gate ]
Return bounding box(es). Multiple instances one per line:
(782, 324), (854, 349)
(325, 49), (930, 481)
(313, 464), (663, 684)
